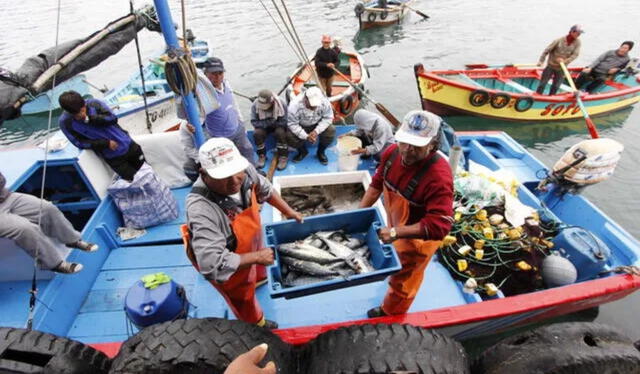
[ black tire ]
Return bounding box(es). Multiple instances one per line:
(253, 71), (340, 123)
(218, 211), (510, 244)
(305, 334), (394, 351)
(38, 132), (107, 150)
(514, 95), (534, 112)
(301, 323), (469, 374)
(380, 10), (389, 20)
(339, 95), (354, 115)
(367, 12), (377, 22)
(472, 322), (640, 374)
(469, 89), (490, 107)
(109, 318), (293, 374)
(0, 327), (111, 374)
(489, 93), (511, 109)
(354, 3), (365, 16)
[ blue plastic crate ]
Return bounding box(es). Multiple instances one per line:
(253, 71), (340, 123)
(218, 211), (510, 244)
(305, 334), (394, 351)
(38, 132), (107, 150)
(264, 207), (401, 299)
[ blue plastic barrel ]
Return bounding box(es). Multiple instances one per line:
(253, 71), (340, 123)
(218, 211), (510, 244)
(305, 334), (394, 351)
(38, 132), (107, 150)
(124, 279), (188, 328)
(552, 227), (611, 282)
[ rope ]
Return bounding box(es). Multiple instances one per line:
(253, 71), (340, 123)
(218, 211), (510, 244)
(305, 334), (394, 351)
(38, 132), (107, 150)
(27, 0), (63, 331)
(257, 0), (304, 63)
(130, 0), (153, 133)
(164, 51), (197, 95)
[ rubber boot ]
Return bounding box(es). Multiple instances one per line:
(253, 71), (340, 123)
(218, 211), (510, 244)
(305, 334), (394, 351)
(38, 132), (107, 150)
(256, 148), (267, 169)
(276, 145), (289, 170)
(293, 145), (308, 163)
(317, 143), (329, 165)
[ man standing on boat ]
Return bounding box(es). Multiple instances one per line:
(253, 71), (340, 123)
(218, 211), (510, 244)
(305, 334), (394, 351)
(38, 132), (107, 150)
(0, 171), (98, 274)
(286, 87), (336, 165)
(341, 109), (395, 161)
(58, 91), (145, 181)
(359, 111), (454, 317)
(184, 138), (302, 329)
(250, 89), (289, 170)
(536, 25), (584, 96)
(201, 57), (255, 165)
(314, 35), (339, 97)
(575, 41), (634, 93)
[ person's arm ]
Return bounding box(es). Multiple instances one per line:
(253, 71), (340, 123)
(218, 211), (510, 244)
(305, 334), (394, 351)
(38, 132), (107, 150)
(313, 101), (334, 134)
(538, 38), (559, 65)
(59, 116), (108, 150)
(565, 39), (581, 65)
(364, 122), (387, 156)
(250, 104), (260, 128)
(275, 99), (288, 128)
(179, 123), (199, 162)
(359, 185), (382, 208)
(252, 166), (303, 222)
(287, 101), (308, 140)
(267, 192), (303, 222)
(314, 49), (327, 68)
(588, 51), (609, 70)
(87, 100), (118, 127)
(225, 80), (244, 123)
(223, 344), (276, 374)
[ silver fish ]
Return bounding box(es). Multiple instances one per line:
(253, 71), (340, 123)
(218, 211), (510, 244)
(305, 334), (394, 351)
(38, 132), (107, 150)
(345, 237), (365, 249)
(280, 256), (342, 277)
(277, 242), (342, 264)
(283, 273), (335, 287)
(315, 235), (374, 274)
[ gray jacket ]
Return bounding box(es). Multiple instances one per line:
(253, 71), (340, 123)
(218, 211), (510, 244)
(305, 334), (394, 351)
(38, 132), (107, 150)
(287, 95), (334, 139)
(186, 165), (272, 283)
(589, 50), (630, 74)
(0, 172), (10, 204)
(347, 110), (395, 156)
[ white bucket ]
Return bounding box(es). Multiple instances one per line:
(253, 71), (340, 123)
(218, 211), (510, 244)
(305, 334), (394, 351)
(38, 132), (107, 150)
(337, 136), (362, 171)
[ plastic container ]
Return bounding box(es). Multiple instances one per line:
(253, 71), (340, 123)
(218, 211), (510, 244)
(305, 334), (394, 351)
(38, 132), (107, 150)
(264, 207), (401, 299)
(124, 279), (189, 328)
(336, 136), (362, 171)
(552, 227), (611, 282)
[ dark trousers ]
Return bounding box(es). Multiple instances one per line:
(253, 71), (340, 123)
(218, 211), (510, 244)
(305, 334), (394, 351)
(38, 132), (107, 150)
(536, 66), (564, 95)
(286, 124), (336, 150)
(105, 142), (145, 181)
(253, 127), (287, 155)
(575, 70), (608, 93)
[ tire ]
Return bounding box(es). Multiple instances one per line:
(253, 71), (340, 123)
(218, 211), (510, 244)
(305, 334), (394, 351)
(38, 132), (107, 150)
(380, 10), (389, 20)
(514, 96), (534, 112)
(472, 322), (640, 374)
(339, 95), (354, 115)
(367, 12), (377, 22)
(109, 318), (293, 374)
(301, 323), (469, 374)
(354, 2), (365, 16)
(490, 93), (511, 109)
(0, 327), (111, 374)
(469, 89), (490, 107)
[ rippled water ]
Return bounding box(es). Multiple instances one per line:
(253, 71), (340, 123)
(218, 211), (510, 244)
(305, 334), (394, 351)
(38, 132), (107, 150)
(1, 0), (639, 339)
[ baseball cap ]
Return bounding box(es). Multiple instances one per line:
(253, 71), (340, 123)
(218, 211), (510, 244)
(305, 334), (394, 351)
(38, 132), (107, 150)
(203, 57), (225, 73)
(305, 87), (323, 107)
(256, 89), (275, 110)
(569, 24), (585, 34)
(395, 110), (441, 147)
(198, 138), (249, 179)
(321, 34), (332, 43)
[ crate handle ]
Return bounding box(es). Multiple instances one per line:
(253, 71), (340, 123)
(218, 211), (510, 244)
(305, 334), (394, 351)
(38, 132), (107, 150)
(382, 244), (394, 257)
(273, 282), (282, 290)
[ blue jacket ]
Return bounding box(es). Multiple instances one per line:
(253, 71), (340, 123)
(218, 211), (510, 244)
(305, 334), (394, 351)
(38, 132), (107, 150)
(59, 99), (132, 159)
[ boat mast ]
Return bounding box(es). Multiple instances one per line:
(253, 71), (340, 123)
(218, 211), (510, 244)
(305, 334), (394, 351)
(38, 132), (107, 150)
(153, 0), (206, 147)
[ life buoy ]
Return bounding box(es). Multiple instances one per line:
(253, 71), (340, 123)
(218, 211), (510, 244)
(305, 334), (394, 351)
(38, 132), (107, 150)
(490, 93), (511, 109)
(380, 10), (389, 20)
(367, 12), (377, 22)
(469, 89), (490, 107)
(515, 96), (534, 112)
(339, 95), (354, 115)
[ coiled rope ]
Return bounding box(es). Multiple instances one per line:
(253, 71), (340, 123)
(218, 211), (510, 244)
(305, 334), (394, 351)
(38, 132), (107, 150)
(164, 51), (197, 95)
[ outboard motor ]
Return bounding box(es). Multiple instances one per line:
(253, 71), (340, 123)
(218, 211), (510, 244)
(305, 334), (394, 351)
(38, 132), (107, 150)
(125, 272), (189, 329)
(537, 138), (624, 195)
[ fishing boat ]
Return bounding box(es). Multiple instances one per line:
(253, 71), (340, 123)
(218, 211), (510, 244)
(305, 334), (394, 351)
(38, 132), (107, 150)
(285, 50), (367, 123)
(414, 63), (640, 122)
(354, 0), (415, 30)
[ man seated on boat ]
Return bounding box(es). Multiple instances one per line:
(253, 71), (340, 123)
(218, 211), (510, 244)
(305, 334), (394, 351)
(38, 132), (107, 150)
(0, 171), (98, 274)
(250, 89), (289, 170)
(341, 109), (395, 161)
(359, 111), (454, 317)
(536, 25), (583, 96)
(58, 91), (145, 182)
(286, 86), (336, 165)
(314, 35), (339, 97)
(179, 122), (210, 182)
(184, 138), (302, 329)
(575, 41), (634, 93)
(201, 57), (255, 165)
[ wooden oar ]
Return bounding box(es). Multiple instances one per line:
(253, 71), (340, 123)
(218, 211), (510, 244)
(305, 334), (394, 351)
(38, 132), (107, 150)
(559, 61), (599, 139)
(402, 3), (430, 19)
(232, 90), (257, 102)
(465, 63), (538, 69)
(330, 66), (401, 127)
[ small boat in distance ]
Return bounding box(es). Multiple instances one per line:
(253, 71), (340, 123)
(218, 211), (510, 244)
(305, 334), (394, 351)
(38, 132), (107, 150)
(285, 50), (367, 123)
(354, 0), (415, 30)
(414, 63), (640, 122)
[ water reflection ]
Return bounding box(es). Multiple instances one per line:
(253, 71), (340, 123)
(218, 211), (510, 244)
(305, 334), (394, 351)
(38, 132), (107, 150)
(353, 24), (408, 51)
(0, 110), (62, 149)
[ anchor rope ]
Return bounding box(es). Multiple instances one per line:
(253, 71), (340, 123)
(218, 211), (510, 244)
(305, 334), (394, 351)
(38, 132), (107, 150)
(256, 0), (304, 63)
(130, 0), (153, 133)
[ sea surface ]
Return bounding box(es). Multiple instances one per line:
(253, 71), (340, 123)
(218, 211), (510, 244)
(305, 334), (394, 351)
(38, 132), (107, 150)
(0, 0), (639, 340)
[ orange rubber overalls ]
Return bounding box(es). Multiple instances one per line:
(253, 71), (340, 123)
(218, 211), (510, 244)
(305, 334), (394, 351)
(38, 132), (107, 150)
(181, 187), (264, 324)
(380, 151), (443, 315)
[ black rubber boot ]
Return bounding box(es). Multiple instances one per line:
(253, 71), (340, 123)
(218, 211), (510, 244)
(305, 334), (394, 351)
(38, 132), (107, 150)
(367, 306), (387, 318)
(317, 144), (328, 165)
(276, 145), (289, 170)
(293, 146), (308, 163)
(256, 149), (267, 169)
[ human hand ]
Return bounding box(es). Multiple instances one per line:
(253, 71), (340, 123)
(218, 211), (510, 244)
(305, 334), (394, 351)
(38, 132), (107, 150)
(608, 68), (619, 75)
(186, 123), (195, 134)
(350, 147), (367, 155)
(287, 211), (304, 223)
(308, 130), (318, 143)
(108, 140), (118, 150)
(254, 248), (275, 266)
(327, 63), (335, 69)
(224, 343), (276, 374)
(377, 227), (394, 244)
(556, 57), (565, 64)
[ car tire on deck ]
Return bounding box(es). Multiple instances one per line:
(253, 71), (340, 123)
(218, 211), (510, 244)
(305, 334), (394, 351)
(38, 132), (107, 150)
(0, 327), (111, 374)
(472, 322), (640, 374)
(300, 323), (470, 374)
(109, 318), (294, 374)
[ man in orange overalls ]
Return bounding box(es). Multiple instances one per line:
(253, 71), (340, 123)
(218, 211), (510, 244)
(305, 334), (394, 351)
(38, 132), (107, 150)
(184, 138), (302, 329)
(359, 110), (454, 317)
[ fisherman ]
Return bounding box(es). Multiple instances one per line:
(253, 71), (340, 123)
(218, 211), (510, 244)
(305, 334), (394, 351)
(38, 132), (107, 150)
(314, 35), (339, 97)
(201, 57), (255, 165)
(359, 110), (454, 317)
(58, 91), (145, 182)
(0, 171), (98, 274)
(340, 109), (395, 161)
(250, 89), (289, 170)
(575, 41), (634, 93)
(179, 122), (210, 182)
(536, 25), (584, 96)
(286, 87), (336, 165)
(184, 138), (302, 329)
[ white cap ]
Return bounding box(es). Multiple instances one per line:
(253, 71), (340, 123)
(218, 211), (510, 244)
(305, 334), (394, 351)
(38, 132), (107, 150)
(395, 110), (441, 147)
(305, 86), (323, 107)
(198, 138), (249, 179)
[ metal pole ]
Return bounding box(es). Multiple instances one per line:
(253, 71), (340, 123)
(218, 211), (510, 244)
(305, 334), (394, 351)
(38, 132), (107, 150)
(131, 0), (153, 133)
(449, 145), (462, 176)
(153, 0), (205, 147)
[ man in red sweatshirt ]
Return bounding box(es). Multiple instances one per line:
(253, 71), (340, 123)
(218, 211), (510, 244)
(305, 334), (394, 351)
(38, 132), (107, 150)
(359, 110), (454, 317)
